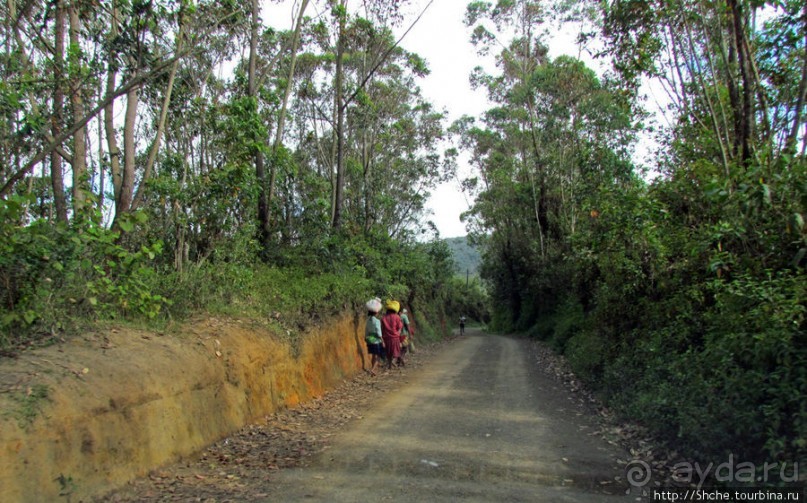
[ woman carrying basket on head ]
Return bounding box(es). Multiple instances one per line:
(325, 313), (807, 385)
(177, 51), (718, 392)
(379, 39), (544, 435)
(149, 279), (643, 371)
(364, 298), (384, 376)
(381, 300), (405, 369)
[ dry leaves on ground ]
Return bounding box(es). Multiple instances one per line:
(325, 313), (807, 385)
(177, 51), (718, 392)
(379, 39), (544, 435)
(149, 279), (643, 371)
(529, 339), (689, 490)
(104, 346), (434, 502)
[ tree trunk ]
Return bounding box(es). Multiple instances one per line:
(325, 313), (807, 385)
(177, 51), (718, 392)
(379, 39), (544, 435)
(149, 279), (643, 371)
(51, 0), (68, 222)
(786, 3), (807, 152)
(332, 1), (347, 229)
(68, 3), (88, 214)
(268, 0), (309, 212)
(104, 3), (122, 208)
(728, 0), (753, 164)
(115, 84), (139, 225)
(250, 0), (270, 250)
(132, 8), (186, 211)
(1, 47), (187, 198)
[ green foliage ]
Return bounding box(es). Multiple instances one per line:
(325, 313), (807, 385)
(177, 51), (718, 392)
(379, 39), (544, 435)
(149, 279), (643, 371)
(0, 0), (458, 355)
(532, 297), (587, 351)
(442, 276), (490, 326)
(125, 224), (455, 343)
(0, 201), (169, 351)
(1, 195), (458, 353)
(542, 161), (807, 466)
(465, 0), (807, 473)
(563, 327), (605, 382)
(551, 157), (806, 464)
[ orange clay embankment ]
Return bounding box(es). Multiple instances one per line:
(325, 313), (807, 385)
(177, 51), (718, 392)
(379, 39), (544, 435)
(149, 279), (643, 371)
(0, 314), (368, 502)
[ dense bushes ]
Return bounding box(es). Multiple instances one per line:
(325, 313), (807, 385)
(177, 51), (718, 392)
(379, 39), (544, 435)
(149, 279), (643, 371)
(0, 196), (457, 354)
(463, 23), (806, 466)
(0, 197), (170, 349)
(499, 160), (807, 467)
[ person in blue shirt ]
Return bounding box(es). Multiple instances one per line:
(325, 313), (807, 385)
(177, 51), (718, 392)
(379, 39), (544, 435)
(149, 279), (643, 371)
(364, 301), (384, 376)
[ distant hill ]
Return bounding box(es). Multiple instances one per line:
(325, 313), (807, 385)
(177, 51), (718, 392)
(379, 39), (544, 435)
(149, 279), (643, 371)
(444, 236), (481, 276)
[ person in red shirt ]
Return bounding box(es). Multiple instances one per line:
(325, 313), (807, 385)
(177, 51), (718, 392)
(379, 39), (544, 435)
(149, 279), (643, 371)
(381, 300), (405, 369)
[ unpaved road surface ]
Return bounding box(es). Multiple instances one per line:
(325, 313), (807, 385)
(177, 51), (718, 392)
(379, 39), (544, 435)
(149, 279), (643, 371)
(108, 331), (631, 501)
(260, 332), (627, 501)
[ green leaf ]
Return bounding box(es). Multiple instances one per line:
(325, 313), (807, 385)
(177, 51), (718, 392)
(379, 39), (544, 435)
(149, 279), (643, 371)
(22, 310), (37, 325)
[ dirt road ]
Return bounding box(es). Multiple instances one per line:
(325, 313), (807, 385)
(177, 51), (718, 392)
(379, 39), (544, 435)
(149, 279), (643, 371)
(257, 331), (627, 501)
(108, 330), (631, 502)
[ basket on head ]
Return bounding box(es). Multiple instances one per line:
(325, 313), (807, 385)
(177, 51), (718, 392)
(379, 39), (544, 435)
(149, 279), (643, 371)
(366, 298), (382, 313)
(384, 300), (400, 313)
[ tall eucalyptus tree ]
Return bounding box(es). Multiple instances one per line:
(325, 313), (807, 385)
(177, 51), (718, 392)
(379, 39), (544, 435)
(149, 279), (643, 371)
(460, 0), (635, 328)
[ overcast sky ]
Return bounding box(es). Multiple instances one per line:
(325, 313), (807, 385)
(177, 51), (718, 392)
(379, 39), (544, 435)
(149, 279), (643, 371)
(395, 0), (490, 239)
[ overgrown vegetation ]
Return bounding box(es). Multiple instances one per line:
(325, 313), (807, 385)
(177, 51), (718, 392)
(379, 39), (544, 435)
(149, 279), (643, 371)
(0, 194), (459, 352)
(462, 0), (806, 476)
(0, 1), (463, 354)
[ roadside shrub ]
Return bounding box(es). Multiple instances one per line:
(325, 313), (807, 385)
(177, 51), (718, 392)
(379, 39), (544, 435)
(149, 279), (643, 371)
(0, 202), (169, 351)
(547, 297), (587, 351)
(564, 327), (606, 383)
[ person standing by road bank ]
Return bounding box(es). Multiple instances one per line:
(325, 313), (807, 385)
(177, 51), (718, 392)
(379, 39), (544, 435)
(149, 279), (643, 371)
(401, 308), (415, 354)
(364, 298), (384, 376)
(381, 300), (405, 369)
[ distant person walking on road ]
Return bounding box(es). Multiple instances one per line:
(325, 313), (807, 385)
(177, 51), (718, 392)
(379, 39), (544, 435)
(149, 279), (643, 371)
(400, 308), (415, 354)
(459, 315), (466, 336)
(381, 300), (405, 369)
(364, 298), (384, 376)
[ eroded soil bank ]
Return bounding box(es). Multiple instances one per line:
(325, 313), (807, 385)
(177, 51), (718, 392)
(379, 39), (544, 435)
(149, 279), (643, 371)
(0, 314), (367, 502)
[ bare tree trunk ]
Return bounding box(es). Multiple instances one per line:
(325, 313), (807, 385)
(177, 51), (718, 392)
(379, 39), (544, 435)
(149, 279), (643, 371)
(362, 126), (373, 232)
(51, 0), (68, 222)
(524, 101), (546, 259)
(114, 84), (139, 227)
(68, 3), (88, 214)
(249, 0), (270, 250)
(174, 144), (189, 272)
(682, 14), (731, 175)
(132, 8), (186, 211)
(0, 47), (189, 198)
(728, 0), (753, 164)
(268, 0), (309, 212)
(786, 3), (807, 152)
(97, 90), (105, 212)
(332, 0), (347, 229)
(104, 3), (122, 208)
